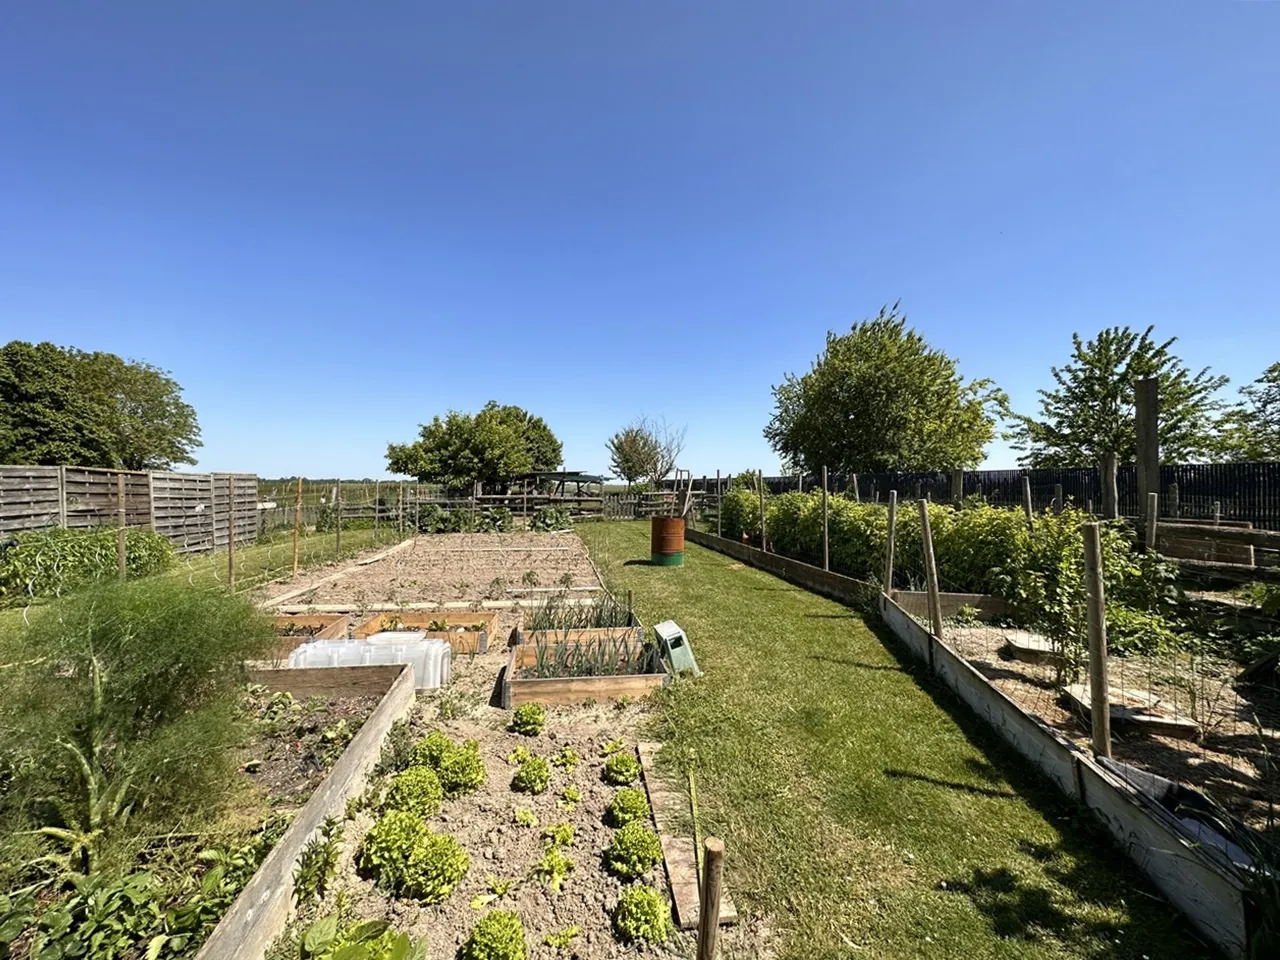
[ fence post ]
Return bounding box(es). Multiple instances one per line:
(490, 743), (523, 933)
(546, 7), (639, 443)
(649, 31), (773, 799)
(758, 470), (767, 551)
(1145, 492), (1159, 553)
(884, 490), (898, 597)
(1083, 522), (1111, 759)
(57, 465), (68, 527)
(292, 477), (302, 575)
(1022, 475), (1034, 532)
(852, 473), (860, 503)
(374, 480), (380, 541)
(918, 499), (944, 649)
(1169, 481), (1179, 519)
(335, 480), (342, 553)
(414, 483), (420, 531)
(1102, 452), (1119, 520)
(227, 477), (236, 589)
(715, 470), (721, 538)
(822, 466), (830, 571)
(1053, 483), (1064, 513)
(951, 469), (964, 504)
(116, 473), (127, 580)
(696, 837), (725, 960)
(1135, 377), (1160, 522)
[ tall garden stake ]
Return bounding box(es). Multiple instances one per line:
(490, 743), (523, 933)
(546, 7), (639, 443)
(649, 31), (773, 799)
(1083, 522), (1111, 758)
(1145, 492), (1159, 553)
(884, 490), (897, 597)
(1022, 475), (1034, 532)
(821, 465), (829, 571)
(696, 836), (725, 960)
(715, 469), (721, 538)
(116, 472), (127, 580)
(757, 470), (766, 551)
(292, 476), (302, 575)
(335, 479), (342, 553)
(918, 499), (944, 653)
(227, 477), (236, 589)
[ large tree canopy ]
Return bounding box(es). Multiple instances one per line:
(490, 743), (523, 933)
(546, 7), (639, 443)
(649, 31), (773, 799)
(386, 402), (562, 488)
(1218, 361), (1280, 462)
(0, 341), (201, 469)
(1004, 326), (1229, 468)
(764, 305), (1004, 473)
(605, 416), (685, 488)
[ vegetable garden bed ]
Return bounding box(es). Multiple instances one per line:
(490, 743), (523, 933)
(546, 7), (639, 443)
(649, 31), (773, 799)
(353, 611), (495, 654)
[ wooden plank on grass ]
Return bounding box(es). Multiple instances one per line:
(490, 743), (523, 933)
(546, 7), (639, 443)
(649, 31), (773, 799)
(636, 742), (738, 930)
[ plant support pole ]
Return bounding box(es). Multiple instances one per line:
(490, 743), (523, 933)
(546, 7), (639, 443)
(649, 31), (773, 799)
(696, 837), (725, 960)
(335, 480), (342, 553)
(116, 473), (127, 580)
(292, 476), (302, 575)
(1083, 522), (1111, 758)
(1145, 491), (1159, 553)
(715, 469), (721, 538)
(884, 490), (898, 597)
(821, 465), (829, 571)
(1022, 475), (1034, 532)
(374, 479), (380, 541)
(758, 470), (766, 552)
(918, 499), (944, 646)
(1102, 452), (1119, 520)
(227, 477), (236, 589)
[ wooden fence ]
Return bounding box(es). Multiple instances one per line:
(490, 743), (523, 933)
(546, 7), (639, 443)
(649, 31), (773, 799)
(0, 465), (258, 554)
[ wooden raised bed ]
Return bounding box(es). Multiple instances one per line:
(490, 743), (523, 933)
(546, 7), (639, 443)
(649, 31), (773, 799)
(352, 611), (494, 653)
(502, 643), (667, 707)
(196, 664), (415, 960)
(268, 613), (349, 661)
(516, 625), (643, 646)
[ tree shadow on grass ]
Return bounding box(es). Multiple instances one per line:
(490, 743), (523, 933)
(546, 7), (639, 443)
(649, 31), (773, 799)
(807, 654), (905, 673)
(883, 767), (1019, 799)
(854, 616), (1209, 951)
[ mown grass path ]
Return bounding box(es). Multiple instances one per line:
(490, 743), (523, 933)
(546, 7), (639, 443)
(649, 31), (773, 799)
(579, 522), (1212, 960)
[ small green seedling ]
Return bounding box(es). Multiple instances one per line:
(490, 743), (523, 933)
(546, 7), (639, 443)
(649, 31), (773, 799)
(509, 702), (547, 737)
(550, 746), (580, 773)
(602, 751), (641, 785)
(470, 875), (519, 910)
(540, 822), (575, 847)
(600, 737), (625, 756)
(513, 808), (537, 828)
(505, 745), (533, 766)
(557, 786), (583, 811)
(531, 845), (574, 893)
(511, 756), (551, 795)
(543, 926), (580, 951)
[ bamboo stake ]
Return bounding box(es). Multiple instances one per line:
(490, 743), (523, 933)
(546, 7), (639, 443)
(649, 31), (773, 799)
(884, 491), (898, 596)
(821, 465), (829, 571)
(292, 477), (302, 575)
(918, 499), (944, 645)
(1083, 522), (1111, 758)
(116, 473), (127, 580)
(758, 470), (766, 551)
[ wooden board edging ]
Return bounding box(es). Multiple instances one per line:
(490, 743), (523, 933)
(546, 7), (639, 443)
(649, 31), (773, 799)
(196, 664), (416, 960)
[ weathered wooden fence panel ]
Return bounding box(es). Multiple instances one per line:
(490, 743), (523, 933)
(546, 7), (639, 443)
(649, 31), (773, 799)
(150, 471), (216, 553)
(62, 467), (151, 529)
(0, 466), (62, 531)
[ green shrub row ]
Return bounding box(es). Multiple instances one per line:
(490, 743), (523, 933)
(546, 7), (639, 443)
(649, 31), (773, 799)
(414, 506), (513, 534)
(0, 526), (176, 603)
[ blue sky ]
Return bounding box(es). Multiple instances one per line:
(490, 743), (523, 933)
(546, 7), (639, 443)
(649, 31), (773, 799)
(2, 3), (1277, 479)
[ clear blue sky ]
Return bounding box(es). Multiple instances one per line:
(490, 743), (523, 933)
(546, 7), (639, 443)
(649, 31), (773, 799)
(2, 3), (1277, 479)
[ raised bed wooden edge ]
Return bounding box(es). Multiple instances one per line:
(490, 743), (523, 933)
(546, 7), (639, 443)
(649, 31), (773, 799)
(502, 644), (667, 708)
(196, 664), (416, 960)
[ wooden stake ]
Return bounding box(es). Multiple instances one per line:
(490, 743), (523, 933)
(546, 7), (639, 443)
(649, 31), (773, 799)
(821, 465), (829, 571)
(1135, 377), (1160, 520)
(852, 473), (860, 502)
(951, 468), (964, 504)
(696, 837), (725, 960)
(1145, 491), (1159, 553)
(398, 481), (405, 534)
(918, 499), (944, 646)
(758, 470), (766, 552)
(374, 480), (380, 541)
(227, 477), (236, 589)
(1054, 483), (1064, 513)
(1169, 481), (1180, 519)
(292, 477), (302, 575)
(335, 480), (342, 553)
(1083, 522), (1111, 758)
(116, 473), (127, 580)
(1102, 452), (1119, 520)
(1022, 475), (1034, 532)
(884, 491), (898, 596)
(715, 470), (721, 538)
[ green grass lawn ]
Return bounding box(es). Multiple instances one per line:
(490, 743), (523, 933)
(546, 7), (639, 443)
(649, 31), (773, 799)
(578, 522), (1212, 960)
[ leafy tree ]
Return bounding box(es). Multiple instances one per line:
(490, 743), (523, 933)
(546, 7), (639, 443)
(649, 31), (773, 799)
(606, 422), (660, 489)
(1218, 362), (1280, 462)
(0, 341), (115, 466)
(74, 351), (201, 469)
(764, 305), (1004, 473)
(0, 341), (201, 470)
(605, 417), (684, 488)
(1004, 326), (1229, 467)
(387, 402), (562, 488)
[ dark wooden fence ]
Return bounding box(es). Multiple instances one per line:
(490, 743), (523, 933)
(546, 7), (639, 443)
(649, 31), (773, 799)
(678, 462), (1280, 531)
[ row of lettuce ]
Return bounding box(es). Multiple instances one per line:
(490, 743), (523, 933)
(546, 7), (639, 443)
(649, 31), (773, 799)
(719, 477), (1211, 659)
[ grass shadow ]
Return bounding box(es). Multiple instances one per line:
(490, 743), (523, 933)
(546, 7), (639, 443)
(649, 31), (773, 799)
(883, 767), (1020, 799)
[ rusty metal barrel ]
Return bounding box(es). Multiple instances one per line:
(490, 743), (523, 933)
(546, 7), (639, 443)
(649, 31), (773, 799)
(650, 515), (686, 566)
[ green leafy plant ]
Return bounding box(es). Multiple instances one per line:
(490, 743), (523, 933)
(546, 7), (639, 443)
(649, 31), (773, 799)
(358, 810), (469, 904)
(605, 788), (651, 827)
(511, 756), (551, 795)
(294, 816), (343, 907)
(550, 746), (580, 773)
(384, 766), (444, 819)
(411, 732), (486, 797)
(458, 910), (528, 960)
(512, 808), (537, 828)
(470, 875), (519, 910)
(372, 718), (416, 777)
(540, 822), (575, 847)
(543, 926), (580, 951)
(612, 884), (672, 944)
(505, 745), (534, 766)
(602, 751), (641, 786)
(603, 822), (663, 880)
(531, 507), (572, 532)
(508, 702), (546, 736)
(298, 914), (427, 960)
(0, 526), (176, 603)
(557, 787), (582, 811)
(600, 737), (625, 756)
(531, 845), (575, 893)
